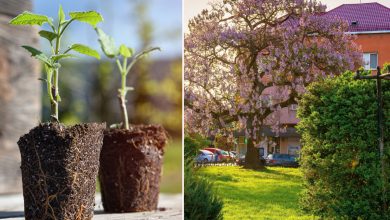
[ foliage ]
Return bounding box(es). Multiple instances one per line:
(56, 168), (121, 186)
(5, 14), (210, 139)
(214, 133), (234, 151)
(96, 28), (160, 129)
(9, 6), (102, 122)
(297, 72), (390, 219)
(384, 62), (390, 73)
(184, 159), (223, 220)
(184, 134), (211, 160)
(136, 60), (182, 137)
(184, 0), (362, 167)
(199, 166), (316, 219)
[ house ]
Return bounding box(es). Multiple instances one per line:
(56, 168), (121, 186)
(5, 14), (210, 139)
(235, 2), (390, 157)
(323, 2), (390, 70)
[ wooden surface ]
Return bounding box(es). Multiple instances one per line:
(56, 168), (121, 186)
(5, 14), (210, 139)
(0, 0), (41, 194)
(0, 193), (182, 219)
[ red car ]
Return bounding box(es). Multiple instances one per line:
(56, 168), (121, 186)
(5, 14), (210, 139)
(203, 148), (233, 162)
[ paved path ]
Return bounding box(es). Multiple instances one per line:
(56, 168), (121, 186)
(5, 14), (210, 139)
(0, 193), (182, 219)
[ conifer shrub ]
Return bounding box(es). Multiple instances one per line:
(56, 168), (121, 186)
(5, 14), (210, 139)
(184, 159), (223, 220)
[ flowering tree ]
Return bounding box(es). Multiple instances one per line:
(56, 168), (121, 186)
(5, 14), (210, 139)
(184, 0), (362, 168)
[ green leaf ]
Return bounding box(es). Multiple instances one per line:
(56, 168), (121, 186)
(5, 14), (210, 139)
(119, 44), (131, 57)
(128, 47), (134, 56)
(9, 11), (51, 26)
(21, 46), (52, 66)
(69, 11), (103, 28)
(135, 47), (161, 59)
(58, 5), (65, 23)
(69, 44), (100, 59)
(51, 54), (76, 62)
(38, 77), (47, 82)
(38, 30), (57, 42)
(95, 28), (118, 58)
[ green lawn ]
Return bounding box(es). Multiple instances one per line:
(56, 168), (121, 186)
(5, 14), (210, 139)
(199, 166), (317, 220)
(160, 139), (182, 194)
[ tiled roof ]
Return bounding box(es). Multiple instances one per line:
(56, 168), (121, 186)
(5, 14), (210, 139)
(322, 2), (390, 32)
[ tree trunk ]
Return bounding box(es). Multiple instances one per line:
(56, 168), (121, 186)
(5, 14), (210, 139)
(0, 0), (41, 193)
(244, 137), (264, 169)
(243, 117), (264, 169)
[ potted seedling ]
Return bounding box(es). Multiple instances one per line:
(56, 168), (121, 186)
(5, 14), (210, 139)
(95, 28), (168, 212)
(10, 6), (105, 219)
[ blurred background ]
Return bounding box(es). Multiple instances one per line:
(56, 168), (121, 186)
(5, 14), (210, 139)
(0, 0), (182, 194)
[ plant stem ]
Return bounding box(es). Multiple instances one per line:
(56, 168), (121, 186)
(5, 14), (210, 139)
(46, 69), (57, 121)
(52, 68), (59, 121)
(118, 91), (129, 130)
(49, 23), (62, 122)
(117, 58), (129, 129)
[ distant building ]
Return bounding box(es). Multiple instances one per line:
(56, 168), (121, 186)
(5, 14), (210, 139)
(324, 2), (390, 70)
(236, 2), (390, 158)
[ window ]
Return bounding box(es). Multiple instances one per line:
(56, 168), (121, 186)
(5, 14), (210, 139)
(363, 53), (378, 70)
(259, 148), (264, 157)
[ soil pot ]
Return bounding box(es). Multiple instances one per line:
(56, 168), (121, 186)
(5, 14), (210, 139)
(99, 125), (167, 213)
(17, 123), (105, 220)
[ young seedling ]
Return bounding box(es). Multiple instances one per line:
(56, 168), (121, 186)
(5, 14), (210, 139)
(9, 6), (103, 122)
(95, 28), (160, 130)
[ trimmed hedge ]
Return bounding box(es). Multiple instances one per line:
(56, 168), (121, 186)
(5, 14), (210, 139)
(297, 72), (390, 219)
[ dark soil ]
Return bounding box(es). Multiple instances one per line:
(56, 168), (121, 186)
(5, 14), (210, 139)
(17, 123), (105, 220)
(99, 124), (167, 213)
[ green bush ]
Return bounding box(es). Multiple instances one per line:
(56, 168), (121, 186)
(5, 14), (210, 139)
(184, 135), (223, 220)
(297, 72), (390, 219)
(184, 159), (223, 220)
(184, 134), (211, 160)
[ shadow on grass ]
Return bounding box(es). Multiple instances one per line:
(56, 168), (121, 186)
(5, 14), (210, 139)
(202, 166), (302, 182)
(260, 166), (302, 179)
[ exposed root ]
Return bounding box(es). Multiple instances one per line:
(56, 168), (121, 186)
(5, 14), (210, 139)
(18, 123), (104, 219)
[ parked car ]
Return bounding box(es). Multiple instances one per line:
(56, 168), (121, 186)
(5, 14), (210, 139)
(204, 148), (231, 162)
(229, 151), (237, 158)
(196, 150), (214, 163)
(265, 154), (299, 167)
(220, 150), (234, 162)
(236, 154), (245, 165)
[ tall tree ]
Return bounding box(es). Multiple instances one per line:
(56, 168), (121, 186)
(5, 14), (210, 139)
(184, 0), (362, 168)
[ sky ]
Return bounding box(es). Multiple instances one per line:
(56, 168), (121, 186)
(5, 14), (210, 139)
(33, 0), (182, 60)
(184, 0), (390, 32)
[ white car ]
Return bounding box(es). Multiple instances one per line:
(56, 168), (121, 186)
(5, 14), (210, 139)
(229, 151), (237, 159)
(196, 150), (214, 163)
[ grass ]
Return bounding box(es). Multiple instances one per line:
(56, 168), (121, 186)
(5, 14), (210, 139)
(160, 139), (182, 194)
(198, 166), (317, 220)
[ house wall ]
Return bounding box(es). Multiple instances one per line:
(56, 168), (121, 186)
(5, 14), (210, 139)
(279, 137), (301, 155)
(236, 135), (301, 158)
(354, 33), (390, 67)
